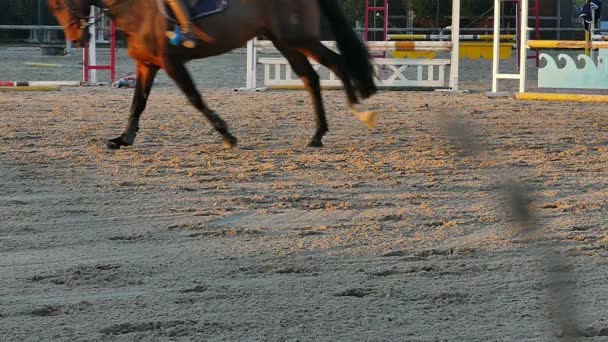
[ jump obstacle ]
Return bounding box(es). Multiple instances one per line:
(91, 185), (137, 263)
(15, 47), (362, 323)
(490, 0), (608, 102)
(23, 62), (80, 68)
(83, 8), (116, 84)
(0, 81), (81, 87)
(389, 34), (516, 61)
(0, 7), (116, 92)
(242, 0), (463, 92)
(0, 86), (62, 92)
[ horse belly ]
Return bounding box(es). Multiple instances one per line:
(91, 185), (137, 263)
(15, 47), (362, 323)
(268, 0), (321, 41)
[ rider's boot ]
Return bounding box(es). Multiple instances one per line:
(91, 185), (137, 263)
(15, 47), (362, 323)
(165, 0), (197, 48)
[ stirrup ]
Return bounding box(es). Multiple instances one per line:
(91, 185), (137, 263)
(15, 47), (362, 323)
(166, 25), (196, 48)
(182, 35), (196, 48)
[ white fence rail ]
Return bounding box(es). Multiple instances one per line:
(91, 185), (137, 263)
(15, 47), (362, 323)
(259, 57), (450, 89)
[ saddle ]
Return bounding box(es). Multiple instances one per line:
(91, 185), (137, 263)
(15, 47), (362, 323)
(161, 0), (229, 23)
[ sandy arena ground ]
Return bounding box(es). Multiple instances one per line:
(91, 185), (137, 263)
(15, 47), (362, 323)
(1, 47), (608, 341)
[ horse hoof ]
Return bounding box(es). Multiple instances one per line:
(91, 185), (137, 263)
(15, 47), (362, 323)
(308, 139), (323, 148)
(223, 135), (238, 149)
(106, 137), (123, 150)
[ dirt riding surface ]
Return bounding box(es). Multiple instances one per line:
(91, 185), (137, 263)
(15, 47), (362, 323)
(2, 47), (608, 340)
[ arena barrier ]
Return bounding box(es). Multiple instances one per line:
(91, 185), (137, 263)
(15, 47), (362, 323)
(241, 0), (463, 92)
(259, 57), (450, 89)
(389, 34), (515, 61)
(242, 40), (458, 91)
(252, 41), (451, 90)
(490, 0), (608, 102)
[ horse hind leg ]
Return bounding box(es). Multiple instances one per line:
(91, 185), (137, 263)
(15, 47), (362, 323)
(163, 60), (238, 149)
(276, 46), (328, 147)
(298, 42), (377, 129)
(107, 62), (159, 149)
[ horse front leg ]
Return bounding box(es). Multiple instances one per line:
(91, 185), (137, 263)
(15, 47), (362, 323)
(107, 62), (159, 149)
(275, 46), (327, 147)
(163, 60), (237, 149)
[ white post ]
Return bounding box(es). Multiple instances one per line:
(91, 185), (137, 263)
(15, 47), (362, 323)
(407, 10), (414, 35)
(487, 0), (526, 96)
(449, 0), (460, 91)
(519, 0), (528, 93)
(592, 8), (596, 61)
(238, 38), (267, 91)
(84, 6), (97, 83)
(245, 39), (257, 90)
(252, 39), (257, 89)
(492, 0), (501, 93)
(96, 9), (109, 44)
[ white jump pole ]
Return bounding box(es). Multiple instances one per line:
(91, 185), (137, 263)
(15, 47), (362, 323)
(253, 40), (452, 52)
(519, 0), (528, 93)
(491, 0), (501, 93)
(84, 6), (97, 84)
(239, 38), (263, 91)
(246, 39), (256, 90)
(449, 0), (461, 91)
(591, 8), (597, 61)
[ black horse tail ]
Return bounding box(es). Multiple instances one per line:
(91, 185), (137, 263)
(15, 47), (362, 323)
(317, 0), (377, 100)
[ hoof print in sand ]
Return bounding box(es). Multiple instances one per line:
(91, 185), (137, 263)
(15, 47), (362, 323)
(107, 234), (145, 242)
(370, 268), (401, 277)
(381, 250), (407, 257)
(99, 320), (197, 335)
(29, 264), (125, 287)
(335, 288), (372, 298)
(179, 285), (208, 293)
(30, 305), (64, 317)
(275, 266), (310, 275)
(431, 292), (470, 306)
(416, 249), (452, 258)
(376, 214), (403, 222)
(297, 230), (325, 237)
(187, 228), (264, 238)
(576, 319), (608, 337)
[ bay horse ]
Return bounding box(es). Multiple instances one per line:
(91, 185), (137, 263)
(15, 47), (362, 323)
(48, 0), (377, 149)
